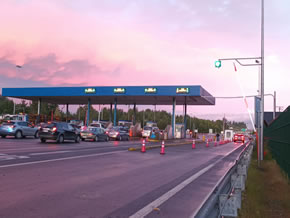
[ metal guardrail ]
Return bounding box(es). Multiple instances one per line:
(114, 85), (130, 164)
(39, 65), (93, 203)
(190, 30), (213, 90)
(193, 141), (254, 218)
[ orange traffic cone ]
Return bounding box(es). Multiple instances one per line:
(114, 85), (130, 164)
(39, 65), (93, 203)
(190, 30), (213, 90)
(206, 139), (209, 147)
(160, 140), (165, 155)
(192, 139), (196, 149)
(141, 139), (146, 153)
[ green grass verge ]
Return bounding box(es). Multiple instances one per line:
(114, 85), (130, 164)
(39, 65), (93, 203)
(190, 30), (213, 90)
(239, 145), (290, 218)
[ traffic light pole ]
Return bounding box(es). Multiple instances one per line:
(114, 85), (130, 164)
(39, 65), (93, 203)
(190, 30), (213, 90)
(215, 56), (263, 166)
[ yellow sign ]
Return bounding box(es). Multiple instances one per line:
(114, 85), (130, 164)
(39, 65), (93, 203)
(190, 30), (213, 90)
(145, 88), (157, 93)
(114, 88), (125, 94)
(85, 88), (96, 94)
(176, 88), (189, 94)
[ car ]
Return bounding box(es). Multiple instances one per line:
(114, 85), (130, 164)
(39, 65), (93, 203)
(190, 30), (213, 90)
(89, 122), (106, 129)
(107, 126), (129, 141)
(0, 120), (39, 139)
(233, 133), (245, 143)
(39, 122), (81, 143)
(142, 126), (152, 138)
(142, 126), (159, 138)
(80, 126), (109, 142)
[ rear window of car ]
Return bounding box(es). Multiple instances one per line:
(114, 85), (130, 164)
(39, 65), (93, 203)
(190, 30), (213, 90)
(2, 122), (15, 125)
(144, 127), (152, 130)
(43, 123), (57, 128)
(88, 127), (98, 132)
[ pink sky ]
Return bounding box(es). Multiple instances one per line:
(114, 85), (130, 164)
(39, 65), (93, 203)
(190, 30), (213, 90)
(0, 0), (289, 125)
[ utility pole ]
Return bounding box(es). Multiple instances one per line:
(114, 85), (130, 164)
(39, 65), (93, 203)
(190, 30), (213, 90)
(259, 0), (265, 165)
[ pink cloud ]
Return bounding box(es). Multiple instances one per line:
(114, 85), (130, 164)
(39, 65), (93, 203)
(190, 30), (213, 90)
(0, 0), (289, 118)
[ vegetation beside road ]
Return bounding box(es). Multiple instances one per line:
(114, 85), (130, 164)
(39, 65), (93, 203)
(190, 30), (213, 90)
(239, 146), (290, 218)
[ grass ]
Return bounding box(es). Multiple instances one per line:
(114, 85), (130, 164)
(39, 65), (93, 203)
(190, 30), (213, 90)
(239, 145), (290, 218)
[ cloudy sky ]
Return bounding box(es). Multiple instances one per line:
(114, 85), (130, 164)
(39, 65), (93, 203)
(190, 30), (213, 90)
(0, 0), (289, 125)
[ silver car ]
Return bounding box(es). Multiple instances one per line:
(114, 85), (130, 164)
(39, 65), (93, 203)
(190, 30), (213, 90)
(0, 121), (39, 139)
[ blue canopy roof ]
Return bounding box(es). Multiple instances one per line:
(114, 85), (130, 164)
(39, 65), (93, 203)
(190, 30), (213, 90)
(2, 85), (215, 105)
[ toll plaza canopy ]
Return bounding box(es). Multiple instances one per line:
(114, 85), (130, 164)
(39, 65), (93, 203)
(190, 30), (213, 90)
(2, 85), (215, 105)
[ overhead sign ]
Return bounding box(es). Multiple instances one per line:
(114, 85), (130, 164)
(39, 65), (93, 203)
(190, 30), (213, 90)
(176, 88), (189, 94)
(114, 88), (125, 94)
(85, 88), (96, 94)
(145, 88), (157, 94)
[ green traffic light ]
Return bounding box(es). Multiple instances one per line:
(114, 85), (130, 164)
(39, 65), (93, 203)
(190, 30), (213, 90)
(215, 60), (221, 68)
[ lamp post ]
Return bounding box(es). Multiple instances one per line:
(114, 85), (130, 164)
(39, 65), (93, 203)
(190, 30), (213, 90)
(215, 0), (265, 166)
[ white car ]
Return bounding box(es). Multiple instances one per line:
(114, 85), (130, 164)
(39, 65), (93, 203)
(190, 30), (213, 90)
(142, 126), (159, 138)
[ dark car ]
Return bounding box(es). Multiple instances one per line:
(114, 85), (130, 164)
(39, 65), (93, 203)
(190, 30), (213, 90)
(233, 134), (245, 143)
(80, 127), (109, 142)
(107, 126), (129, 141)
(39, 122), (81, 143)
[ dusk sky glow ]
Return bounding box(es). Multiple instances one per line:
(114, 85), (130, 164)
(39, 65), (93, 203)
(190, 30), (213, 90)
(1, 0), (290, 124)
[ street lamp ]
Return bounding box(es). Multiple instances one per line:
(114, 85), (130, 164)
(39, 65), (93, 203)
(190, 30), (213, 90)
(214, 0), (265, 167)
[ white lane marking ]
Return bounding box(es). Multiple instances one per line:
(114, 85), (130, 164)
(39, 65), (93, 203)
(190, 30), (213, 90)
(129, 164), (216, 218)
(30, 151), (72, 155)
(129, 144), (244, 218)
(190, 142), (249, 218)
(0, 154), (30, 161)
(0, 150), (127, 168)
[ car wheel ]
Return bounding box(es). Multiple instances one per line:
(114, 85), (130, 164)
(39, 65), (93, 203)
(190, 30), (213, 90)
(34, 131), (39, 139)
(40, 138), (46, 143)
(81, 138), (85, 141)
(75, 135), (81, 143)
(95, 136), (99, 142)
(1, 135), (6, 138)
(57, 134), (64, 143)
(15, 131), (23, 139)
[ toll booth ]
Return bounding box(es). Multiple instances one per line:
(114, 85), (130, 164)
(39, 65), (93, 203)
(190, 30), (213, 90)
(175, 123), (185, 139)
(224, 129), (234, 141)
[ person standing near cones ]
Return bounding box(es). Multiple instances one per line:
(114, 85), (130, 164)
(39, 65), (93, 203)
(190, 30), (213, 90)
(216, 133), (220, 142)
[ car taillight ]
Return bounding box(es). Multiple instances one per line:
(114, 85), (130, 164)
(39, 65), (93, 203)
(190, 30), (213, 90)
(106, 131), (108, 134)
(89, 133), (93, 136)
(52, 127), (57, 132)
(9, 125), (15, 129)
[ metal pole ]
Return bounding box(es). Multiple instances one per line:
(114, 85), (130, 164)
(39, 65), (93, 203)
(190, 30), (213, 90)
(172, 97), (176, 139)
(273, 91), (276, 120)
(66, 104), (69, 122)
(113, 99), (117, 126)
(109, 103), (112, 122)
(98, 105), (101, 122)
(184, 103), (187, 138)
(154, 105), (156, 122)
(260, 0), (265, 163)
(13, 100), (16, 114)
(133, 103), (136, 125)
(87, 99), (91, 127)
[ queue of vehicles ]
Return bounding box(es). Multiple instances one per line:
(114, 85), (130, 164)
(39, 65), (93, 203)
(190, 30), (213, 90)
(0, 114), (251, 143)
(0, 118), (131, 143)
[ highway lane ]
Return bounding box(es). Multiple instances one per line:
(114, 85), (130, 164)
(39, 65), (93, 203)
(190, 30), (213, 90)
(0, 138), (246, 218)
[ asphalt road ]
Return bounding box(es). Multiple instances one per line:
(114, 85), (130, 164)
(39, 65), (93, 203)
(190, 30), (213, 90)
(0, 137), (246, 218)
